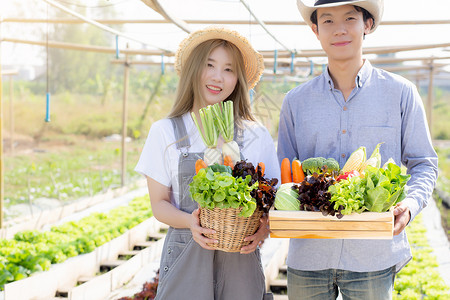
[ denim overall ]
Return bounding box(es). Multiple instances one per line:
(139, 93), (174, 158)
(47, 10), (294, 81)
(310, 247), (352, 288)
(155, 116), (272, 300)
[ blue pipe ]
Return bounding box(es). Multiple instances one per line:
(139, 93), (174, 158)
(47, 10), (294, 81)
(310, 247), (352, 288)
(45, 92), (51, 122)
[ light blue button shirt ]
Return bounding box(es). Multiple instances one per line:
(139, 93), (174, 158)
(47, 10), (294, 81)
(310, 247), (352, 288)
(277, 60), (438, 272)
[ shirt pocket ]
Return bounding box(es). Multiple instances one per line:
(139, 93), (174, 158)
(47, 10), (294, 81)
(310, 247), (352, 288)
(357, 126), (397, 164)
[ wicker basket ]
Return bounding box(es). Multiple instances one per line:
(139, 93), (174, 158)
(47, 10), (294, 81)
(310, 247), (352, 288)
(199, 207), (263, 252)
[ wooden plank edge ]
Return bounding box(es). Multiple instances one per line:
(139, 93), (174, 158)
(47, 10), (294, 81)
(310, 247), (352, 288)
(269, 210), (393, 222)
(270, 230), (393, 239)
(270, 220), (393, 231)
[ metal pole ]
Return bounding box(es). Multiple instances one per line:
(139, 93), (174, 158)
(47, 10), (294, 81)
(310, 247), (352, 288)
(239, 0), (292, 53)
(427, 59), (434, 136)
(9, 75), (14, 154)
(121, 46), (130, 187)
(43, 0), (171, 52)
(415, 70), (420, 89)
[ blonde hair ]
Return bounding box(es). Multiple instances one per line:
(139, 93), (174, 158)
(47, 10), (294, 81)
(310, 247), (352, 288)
(168, 39), (255, 124)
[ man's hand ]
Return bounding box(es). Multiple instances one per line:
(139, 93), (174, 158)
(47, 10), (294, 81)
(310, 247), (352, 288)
(393, 202), (411, 236)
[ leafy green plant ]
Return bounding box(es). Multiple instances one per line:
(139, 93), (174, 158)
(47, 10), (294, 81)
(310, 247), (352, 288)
(393, 214), (450, 299)
(0, 195), (152, 290)
(329, 163), (411, 215)
(189, 167), (258, 217)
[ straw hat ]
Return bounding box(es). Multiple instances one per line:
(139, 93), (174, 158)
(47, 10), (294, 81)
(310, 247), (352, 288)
(297, 0), (384, 33)
(174, 26), (264, 89)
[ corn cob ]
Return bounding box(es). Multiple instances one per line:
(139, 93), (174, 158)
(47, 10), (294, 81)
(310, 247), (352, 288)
(341, 146), (366, 173)
(359, 156), (378, 172)
(359, 142), (383, 172)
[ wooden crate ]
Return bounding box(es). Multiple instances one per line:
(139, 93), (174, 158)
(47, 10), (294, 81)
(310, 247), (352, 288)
(269, 210), (394, 239)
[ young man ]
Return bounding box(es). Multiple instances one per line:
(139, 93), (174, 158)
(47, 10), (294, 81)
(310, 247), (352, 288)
(277, 0), (438, 299)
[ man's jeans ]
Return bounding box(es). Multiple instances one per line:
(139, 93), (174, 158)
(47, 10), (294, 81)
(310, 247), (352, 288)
(287, 266), (396, 300)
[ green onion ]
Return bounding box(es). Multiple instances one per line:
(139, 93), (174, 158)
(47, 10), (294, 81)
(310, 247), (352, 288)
(212, 101), (234, 142)
(191, 105), (218, 148)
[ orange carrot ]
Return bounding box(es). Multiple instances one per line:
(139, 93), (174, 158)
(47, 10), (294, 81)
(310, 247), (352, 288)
(195, 159), (207, 174)
(292, 159), (305, 183)
(256, 162), (265, 176)
(223, 155), (234, 169)
(281, 158), (292, 184)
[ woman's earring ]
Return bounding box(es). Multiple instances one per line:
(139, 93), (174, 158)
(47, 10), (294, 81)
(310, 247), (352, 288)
(363, 33), (366, 40)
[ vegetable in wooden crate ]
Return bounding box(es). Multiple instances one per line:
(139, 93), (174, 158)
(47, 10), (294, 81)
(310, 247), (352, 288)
(301, 157), (340, 175)
(293, 172), (341, 217)
(341, 142), (383, 173)
(274, 183), (300, 211)
(280, 157), (292, 184)
(280, 158), (307, 184)
(292, 159), (305, 183)
(274, 171), (340, 216)
(329, 162), (411, 215)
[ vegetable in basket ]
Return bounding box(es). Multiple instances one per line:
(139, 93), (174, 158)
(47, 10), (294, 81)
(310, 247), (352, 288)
(212, 101), (240, 166)
(195, 159), (207, 174)
(190, 160), (278, 217)
(191, 105), (221, 165)
(232, 160), (278, 213)
(189, 165), (258, 217)
(256, 162), (265, 176)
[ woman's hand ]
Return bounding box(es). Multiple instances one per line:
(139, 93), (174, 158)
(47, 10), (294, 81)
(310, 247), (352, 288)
(189, 208), (218, 250)
(240, 214), (270, 254)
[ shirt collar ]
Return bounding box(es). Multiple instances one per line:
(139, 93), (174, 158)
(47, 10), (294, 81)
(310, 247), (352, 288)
(324, 66), (334, 90)
(356, 59), (372, 88)
(323, 59), (373, 90)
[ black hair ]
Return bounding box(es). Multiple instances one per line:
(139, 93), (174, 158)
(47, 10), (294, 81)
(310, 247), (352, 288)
(310, 5), (374, 30)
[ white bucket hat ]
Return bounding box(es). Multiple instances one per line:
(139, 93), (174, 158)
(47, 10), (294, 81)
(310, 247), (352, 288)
(174, 26), (264, 89)
(297, 0), (384, 33)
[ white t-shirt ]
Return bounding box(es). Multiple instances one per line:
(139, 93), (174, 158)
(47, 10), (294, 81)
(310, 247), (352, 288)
(135, 112), (280, 208)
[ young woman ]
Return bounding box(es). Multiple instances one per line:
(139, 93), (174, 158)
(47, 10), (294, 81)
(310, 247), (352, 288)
(135, 26), (280, 300)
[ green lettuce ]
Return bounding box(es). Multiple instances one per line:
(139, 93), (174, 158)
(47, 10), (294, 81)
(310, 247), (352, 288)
(364, 164), (410, 212)
(329, 163), (411, 215)
(189, 167), (258, 217)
